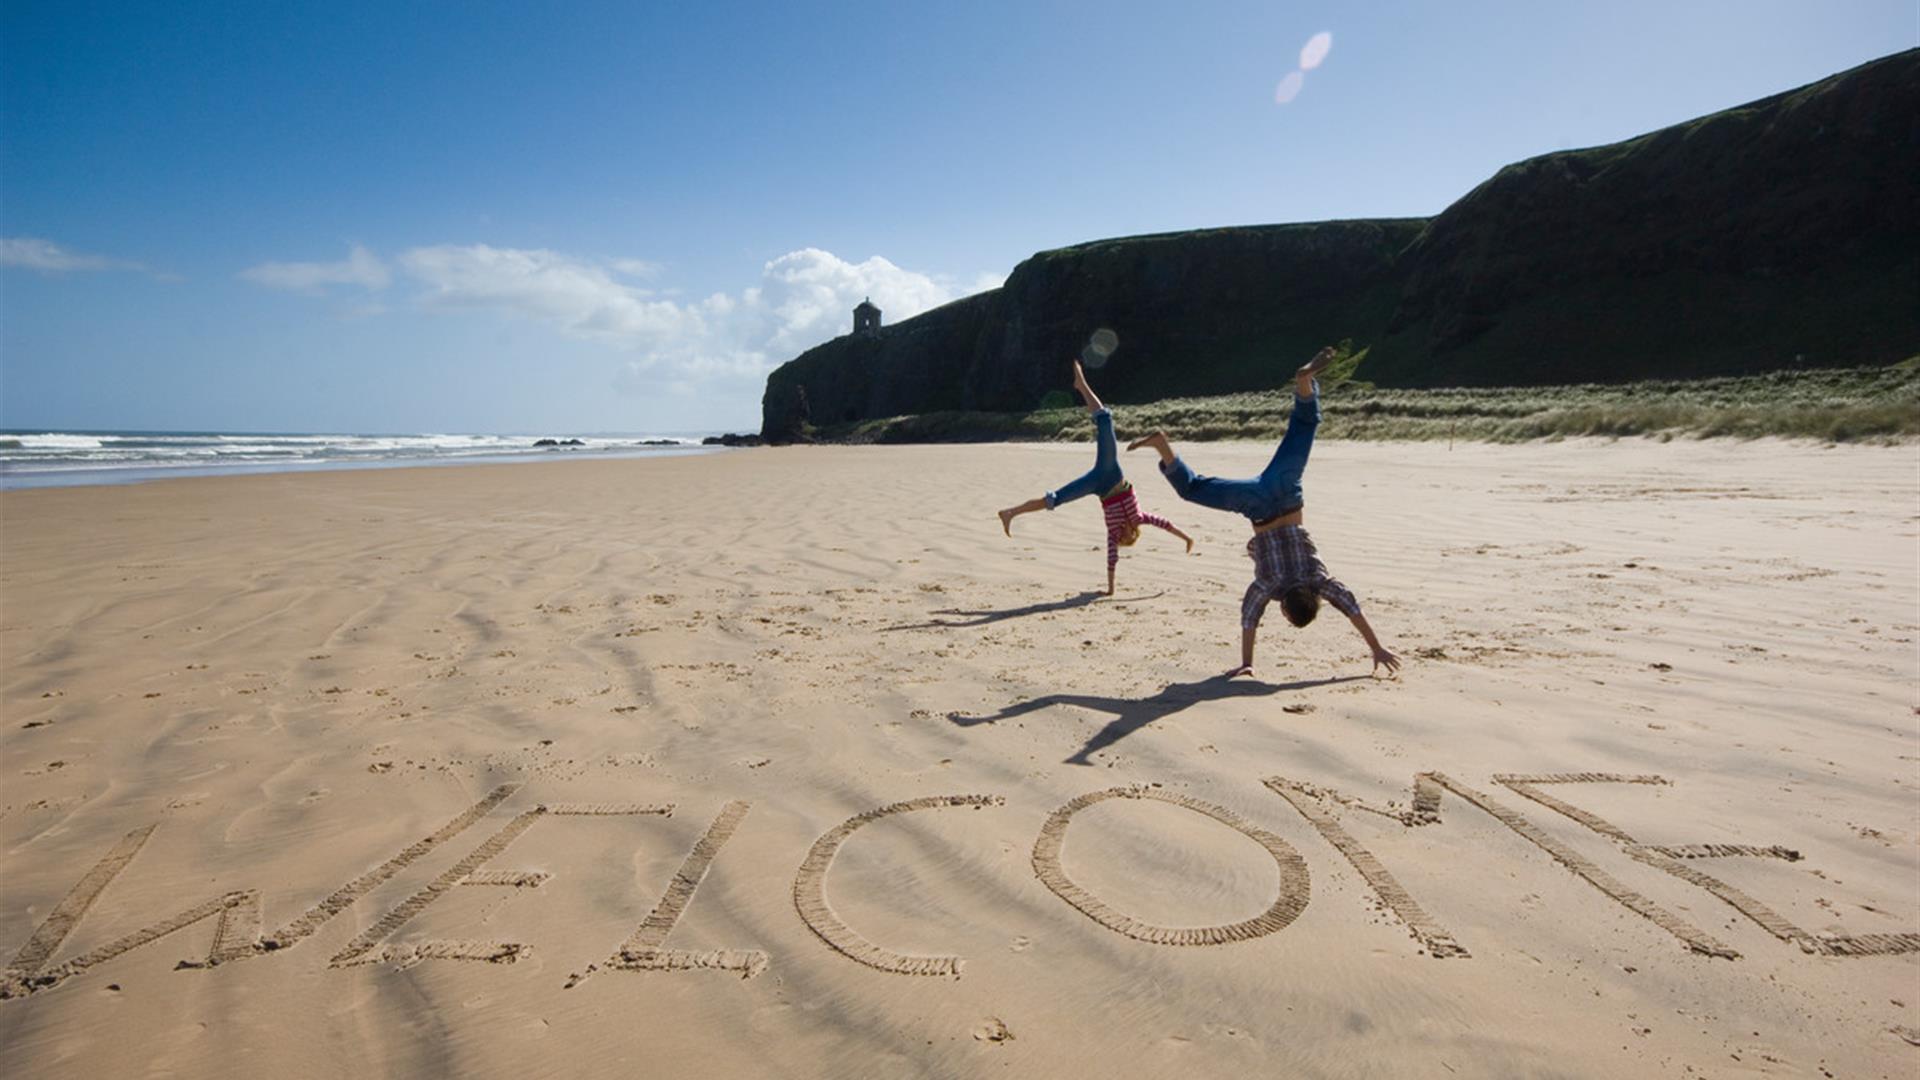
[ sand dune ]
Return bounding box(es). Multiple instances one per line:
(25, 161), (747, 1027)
(1, 439), (1915, 1077)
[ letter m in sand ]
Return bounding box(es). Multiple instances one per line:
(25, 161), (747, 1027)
(1263, 771), (1740, 960)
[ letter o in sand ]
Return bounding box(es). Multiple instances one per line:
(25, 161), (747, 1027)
(1033, 786), (1310, 945)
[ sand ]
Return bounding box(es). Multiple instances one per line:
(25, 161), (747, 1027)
(0, 439), (1915, 1078)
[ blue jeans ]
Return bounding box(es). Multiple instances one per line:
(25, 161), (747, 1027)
(1046, 408), (1123, 508)
(1160, 389), (1318, 521)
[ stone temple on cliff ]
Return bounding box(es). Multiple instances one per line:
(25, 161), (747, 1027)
(852, 297), (881, 336)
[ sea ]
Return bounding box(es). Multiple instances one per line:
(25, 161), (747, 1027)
(0, 430), (729, 490)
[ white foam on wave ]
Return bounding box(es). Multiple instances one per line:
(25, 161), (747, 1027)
(0, 430), (723, 483)
(8, 433), (107, 449)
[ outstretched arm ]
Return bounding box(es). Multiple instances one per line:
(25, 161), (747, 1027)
(1346, 610), (1400, 677)
(1229, 582), (1270, 678)
(1226, 625), (1258, 678)
(1319, 579), (1397, 676)
(1138, 512), (1194, 554)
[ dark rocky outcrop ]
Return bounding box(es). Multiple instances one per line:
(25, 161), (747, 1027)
(1365, 48), (1920, 386)
(702, 432), (764, 447)
(763, 50), (1918, 440)
(533, 437), (585, 447)
(970, 219), (1424, 409)
(762, 290), (999, 441)
(762, 220), (1420, 441)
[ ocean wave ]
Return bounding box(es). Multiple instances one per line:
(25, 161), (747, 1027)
(0, 430), (725, 486)
(7, 433), (108, 449)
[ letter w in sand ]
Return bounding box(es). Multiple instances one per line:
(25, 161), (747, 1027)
(1, 784), (519, 1000)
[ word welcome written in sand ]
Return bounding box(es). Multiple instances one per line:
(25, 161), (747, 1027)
(4, 771), (1915, 1001)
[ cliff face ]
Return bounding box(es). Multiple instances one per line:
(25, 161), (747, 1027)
(760, 291), (998, 436)
(761, 220), (1421, 440)
(763, 50), (1919, 440)
(971, 220), (1424, 410)
(1366, 48), (1920, 386)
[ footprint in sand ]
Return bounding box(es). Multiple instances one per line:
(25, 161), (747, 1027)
(972, 1018), (1014, 1043)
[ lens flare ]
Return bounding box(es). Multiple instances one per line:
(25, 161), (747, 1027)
(1300, 31), (1332, 70)
(1274, 70), (1305, 105)
(1083, 327), (1119, 368)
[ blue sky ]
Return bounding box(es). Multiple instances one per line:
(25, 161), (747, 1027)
(2, 1), (1912, 434)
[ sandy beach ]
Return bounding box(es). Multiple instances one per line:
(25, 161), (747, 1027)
(1, 439), (1915, 1078)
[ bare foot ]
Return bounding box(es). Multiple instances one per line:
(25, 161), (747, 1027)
(1295, 347), (1337, 397)
(1127, 431), (1173, 465)
(1184, 536), (1195, 554)
(998, 508), (1014, 537)
(1224, 664), (1256, 679)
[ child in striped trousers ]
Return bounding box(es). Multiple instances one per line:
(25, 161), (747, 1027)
(999, 359), (1192, 595)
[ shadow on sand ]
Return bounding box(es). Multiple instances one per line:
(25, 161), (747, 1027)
(949, 673), (1371, 765)
(882, 590), (1165, 631)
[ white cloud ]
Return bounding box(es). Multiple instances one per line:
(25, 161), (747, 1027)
(239, 244), (390, 292)
(401, 243), (701, 344)
(394, 243), (1000, 386)
(755, 248), (961, 356)
(1, 236), (146, 274)
(240, 239), (1003, 393)
(606, 257), (662, 279)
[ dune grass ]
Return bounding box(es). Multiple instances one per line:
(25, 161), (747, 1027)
(817, 361), (1920, 446)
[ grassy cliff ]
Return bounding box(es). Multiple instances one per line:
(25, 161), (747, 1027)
(1365, 48), (1919, 385)
(821, 361), (1920, 446)
(762, 50), (1919, 442)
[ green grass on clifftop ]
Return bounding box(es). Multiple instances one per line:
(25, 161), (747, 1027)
(815, 362), (1920, 446)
